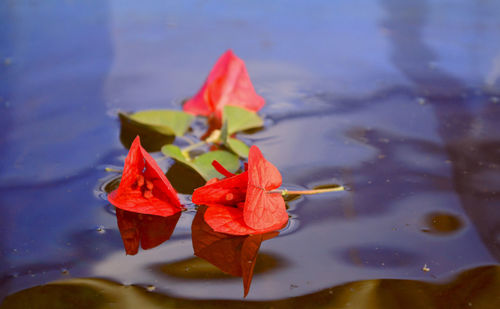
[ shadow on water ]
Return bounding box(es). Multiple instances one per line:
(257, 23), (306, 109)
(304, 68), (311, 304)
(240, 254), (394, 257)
(380, 0), (500, 261)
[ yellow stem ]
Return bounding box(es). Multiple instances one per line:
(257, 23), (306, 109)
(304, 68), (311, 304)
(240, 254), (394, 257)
(105, 167), (122, 173)
(181, 141), (207, 158)
(268, 186), (345, 196)
(180, 129), (221, 159)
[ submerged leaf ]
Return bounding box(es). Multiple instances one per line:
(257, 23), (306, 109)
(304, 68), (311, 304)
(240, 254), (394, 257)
(120, 110), (194, 137)
(161, 145), (240, 181)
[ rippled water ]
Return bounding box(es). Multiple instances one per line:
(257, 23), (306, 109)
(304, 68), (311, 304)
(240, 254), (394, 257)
(1, 0), (500, 307)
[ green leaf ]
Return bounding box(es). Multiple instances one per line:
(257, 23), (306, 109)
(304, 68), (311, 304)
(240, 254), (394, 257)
(219, 118), (250, 158)
(220, 119), (229, 143)
(162, 145), (240, 180)
(118, 113), (175, 152)
(226, 137), (250, 158)
(223, 105), (263, 135)
(193, 151), (240, 180)
(161, 144), (187, 162)
(120, 110), (194, 137)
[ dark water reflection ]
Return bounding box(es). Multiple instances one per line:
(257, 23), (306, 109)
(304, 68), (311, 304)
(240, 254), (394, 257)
(2, 0), (500, 305)
(380, 0), (500, 261)
(157, 253), (284, 280)
(3, 265), (500, 308)
(419, 211), (464, 235)
(116, 209), (180, 255)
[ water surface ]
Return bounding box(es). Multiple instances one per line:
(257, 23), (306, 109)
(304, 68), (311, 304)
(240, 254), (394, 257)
(1, 0), (500, 307)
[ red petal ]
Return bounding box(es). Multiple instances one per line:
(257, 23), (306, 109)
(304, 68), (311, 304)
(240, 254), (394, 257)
(247, 145), (282, 190)
(183, 50), (265, 122)
(192, 171), (248, 206)
(243, 146), (288, 230)
(108, 136), (183, 217)
(204, 205), (258, 235)
(244, 187), (289, 231)
(140, 143), (182, 210)
(182, 82), (212, 116)
(212, 160), (235, 178)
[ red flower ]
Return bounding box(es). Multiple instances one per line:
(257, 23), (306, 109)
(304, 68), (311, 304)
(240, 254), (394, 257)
(192, 145), (288, 235)
(108, 136), (183, 217)
(183, 50), (265, 125)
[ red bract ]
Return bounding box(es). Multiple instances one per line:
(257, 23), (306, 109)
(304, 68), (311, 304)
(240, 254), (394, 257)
(108, 136), (183, 217)
(183, 50), (265, 125)
(192, 145), (288, 235)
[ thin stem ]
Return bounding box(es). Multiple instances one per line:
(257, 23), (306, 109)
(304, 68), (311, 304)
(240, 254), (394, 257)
(268, 186), (345, 196)
(205, 129), (221, 143)
(181, 141), (207, 157)
(179, 129), (221, 159)
(105, 167), (123, 173)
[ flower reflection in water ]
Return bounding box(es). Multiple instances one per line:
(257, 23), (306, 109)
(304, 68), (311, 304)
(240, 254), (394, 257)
(191, 206), (278, 297)
(116, 208), (181, 255)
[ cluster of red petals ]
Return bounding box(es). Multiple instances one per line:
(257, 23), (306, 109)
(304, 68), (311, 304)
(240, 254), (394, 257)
(108, 136), (183, 217)
(192, 145), (288, 235)
(183, 49), (265, 125)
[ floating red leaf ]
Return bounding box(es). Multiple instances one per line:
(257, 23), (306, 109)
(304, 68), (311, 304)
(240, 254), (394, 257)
(191, 206), (278, 297)
(192, 145), (288, 235)
(116, 208), (181, 255)
(108, 136), (183, 217)
(183, 50), (265, 125)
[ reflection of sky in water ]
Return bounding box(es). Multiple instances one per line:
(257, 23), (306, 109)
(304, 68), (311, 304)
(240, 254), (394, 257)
(423, 1), (500, 87)
(2, 0), (500, 301)
(103, 0), (405, 111)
